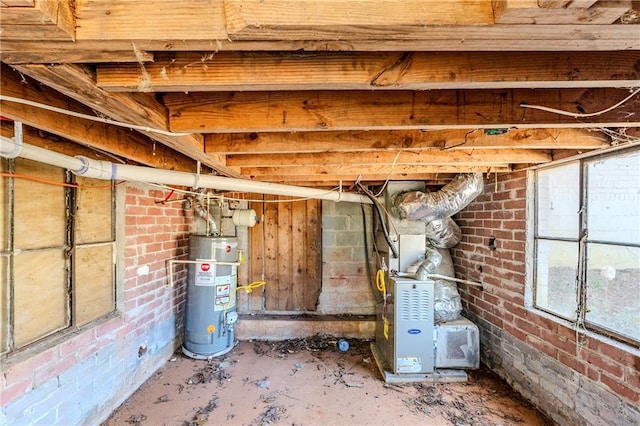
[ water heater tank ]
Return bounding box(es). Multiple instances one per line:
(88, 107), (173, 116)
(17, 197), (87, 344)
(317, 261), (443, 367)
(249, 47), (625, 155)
(183, 235), (238, 359)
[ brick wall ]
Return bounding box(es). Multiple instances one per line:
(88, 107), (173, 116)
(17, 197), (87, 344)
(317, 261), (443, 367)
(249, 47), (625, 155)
(1, 183), (190, 425)
(452, 171), (640, 425)
(318, 200), (377, 316)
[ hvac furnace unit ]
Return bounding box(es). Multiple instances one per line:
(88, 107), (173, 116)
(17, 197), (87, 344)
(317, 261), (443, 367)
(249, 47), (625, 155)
(183, 235), (239, 359)
(374, 277), (435, 374)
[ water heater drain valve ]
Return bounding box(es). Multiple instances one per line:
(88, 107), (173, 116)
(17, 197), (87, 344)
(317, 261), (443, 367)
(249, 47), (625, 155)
(225, 311), (238, 325)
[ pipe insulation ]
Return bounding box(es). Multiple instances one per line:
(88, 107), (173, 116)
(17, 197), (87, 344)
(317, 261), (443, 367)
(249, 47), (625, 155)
(0, 138), (372, 204)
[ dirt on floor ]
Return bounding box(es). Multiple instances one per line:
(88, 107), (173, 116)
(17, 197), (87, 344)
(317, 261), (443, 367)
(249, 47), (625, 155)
(103, 336), (554, 426)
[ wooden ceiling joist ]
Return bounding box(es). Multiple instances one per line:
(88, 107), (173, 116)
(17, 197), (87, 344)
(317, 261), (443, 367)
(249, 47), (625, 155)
(0, 0), (75, 40)
(223, 0), (494, 40)
(0, 65), (196, 172)
(204, 129), (609, 155)
(2, 23), (639, 64)
(241, 165), (512, 184)
(10, 63), (241, 178)
(96, 51), (640, 92)
(494, 0), (632, 24)
(227, 149), (551, 168)
(166, 88), (640, 133)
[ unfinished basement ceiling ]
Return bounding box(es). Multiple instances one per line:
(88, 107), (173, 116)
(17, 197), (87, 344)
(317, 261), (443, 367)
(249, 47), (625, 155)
(1, 0), (639, 188)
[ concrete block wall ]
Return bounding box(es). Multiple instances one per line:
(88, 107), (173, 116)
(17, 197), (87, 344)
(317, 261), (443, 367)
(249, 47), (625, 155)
(318, 200), (377, 315)
(452, 171), (640, 426)
(1, 183), (189, 425)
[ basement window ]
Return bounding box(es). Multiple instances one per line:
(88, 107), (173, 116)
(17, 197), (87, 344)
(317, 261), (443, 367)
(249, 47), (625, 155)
(0, 158), (116, 354)
(533, 147), (640, 346)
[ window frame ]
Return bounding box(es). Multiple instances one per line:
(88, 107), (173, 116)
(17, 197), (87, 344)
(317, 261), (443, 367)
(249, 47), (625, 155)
(531, 146), (640, 348)
(1, 159), (118, 355)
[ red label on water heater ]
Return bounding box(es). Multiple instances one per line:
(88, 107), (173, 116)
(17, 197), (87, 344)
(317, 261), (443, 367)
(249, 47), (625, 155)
(225, 245), (231, 253)
(201, 263), (211, 272)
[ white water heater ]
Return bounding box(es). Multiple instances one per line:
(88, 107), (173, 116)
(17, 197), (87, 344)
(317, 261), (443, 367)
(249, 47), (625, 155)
(183, 235), (239, 359)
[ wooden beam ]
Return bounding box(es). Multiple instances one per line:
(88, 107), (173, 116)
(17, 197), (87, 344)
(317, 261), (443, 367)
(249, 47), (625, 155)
(96, 51), (640, 92)
(166, 88), (640, 133)
(0, 0), (75, 40)
(223, 0), (494, 39)
(10, 63), (241, 178)
(227, 149), (551, 167)
(205, 128), (609, 155)
(493, 0), (632, 24)
(1, 50), (154, 65)
(240, 165), (511, 179)
(2, 24), (638, 54)
(75, 0), (227, 40)
(249, 177), (459, 186)
(0, 65), (197, 172)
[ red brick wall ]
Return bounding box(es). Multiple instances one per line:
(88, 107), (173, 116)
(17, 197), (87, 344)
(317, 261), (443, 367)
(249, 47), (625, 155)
(452, 171), (640, 413)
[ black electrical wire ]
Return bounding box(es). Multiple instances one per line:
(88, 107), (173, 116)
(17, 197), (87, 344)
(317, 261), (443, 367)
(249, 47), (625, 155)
(359, 200), (382, 304)
(356, 182), (399, 259)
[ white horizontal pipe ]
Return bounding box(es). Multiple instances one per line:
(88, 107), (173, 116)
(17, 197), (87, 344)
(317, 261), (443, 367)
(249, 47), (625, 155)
(1, 139), (372, 204)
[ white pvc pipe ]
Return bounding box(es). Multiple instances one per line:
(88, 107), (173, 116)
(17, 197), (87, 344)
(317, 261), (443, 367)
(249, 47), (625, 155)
(0, 139), (372, 204)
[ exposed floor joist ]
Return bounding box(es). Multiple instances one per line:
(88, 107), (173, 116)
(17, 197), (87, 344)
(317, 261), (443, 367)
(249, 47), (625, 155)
(204, 129), (609, 155)
(95, 51), (640, 92)
(10, 63), (241, 177)
(165, 88), (640, 133)
(0, 65), (197, 172)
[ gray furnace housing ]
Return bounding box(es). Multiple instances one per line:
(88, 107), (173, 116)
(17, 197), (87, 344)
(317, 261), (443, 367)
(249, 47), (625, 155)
(183, 235), (238, 359)
(375, 277), (435, 374)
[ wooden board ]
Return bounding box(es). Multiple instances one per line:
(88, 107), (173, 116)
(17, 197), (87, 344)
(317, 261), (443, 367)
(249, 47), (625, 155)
(248, 196), (322, 312)
(11, 63), (237, 177)
(13, 248), (68, 347)
(0, 159), (7, 351)
(205, 128), (608, 155)
(75, 0), (227, 40)
(493, 0), (631, 24)
(224, 0), (493, 39)
(97, 51), (640, 92)
(0, 254), (7, 353)
(75, 177), (113, 244)
(74, 243), (114, 325)
(166, 88), (640, 133)
(0, 64), (201, 172)
(13, 158), (66, 250)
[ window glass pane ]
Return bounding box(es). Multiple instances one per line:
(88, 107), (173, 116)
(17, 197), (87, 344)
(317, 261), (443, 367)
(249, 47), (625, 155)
(587, 151), (640, 245)
(586, 243), (640, 342)
(535, 239), (578, 320)
(536, 162), (580, 239)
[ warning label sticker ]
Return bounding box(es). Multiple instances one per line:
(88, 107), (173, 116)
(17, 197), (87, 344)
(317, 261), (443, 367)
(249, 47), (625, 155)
(217, 284), (231, 296)
(195, 263), (216, 286)
(396, 357), (422, 373)
(214, 295), (231, 311)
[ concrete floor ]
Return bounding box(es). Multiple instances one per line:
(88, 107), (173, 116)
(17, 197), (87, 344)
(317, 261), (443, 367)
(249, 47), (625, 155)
(103, 336), (553, 426)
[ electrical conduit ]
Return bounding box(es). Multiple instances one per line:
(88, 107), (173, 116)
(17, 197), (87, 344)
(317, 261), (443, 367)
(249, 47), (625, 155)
(0, 139), (373, 204)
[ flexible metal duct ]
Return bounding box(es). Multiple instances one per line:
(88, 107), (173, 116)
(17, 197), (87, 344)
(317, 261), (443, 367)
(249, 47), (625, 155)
(393, 173), (484, 222)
